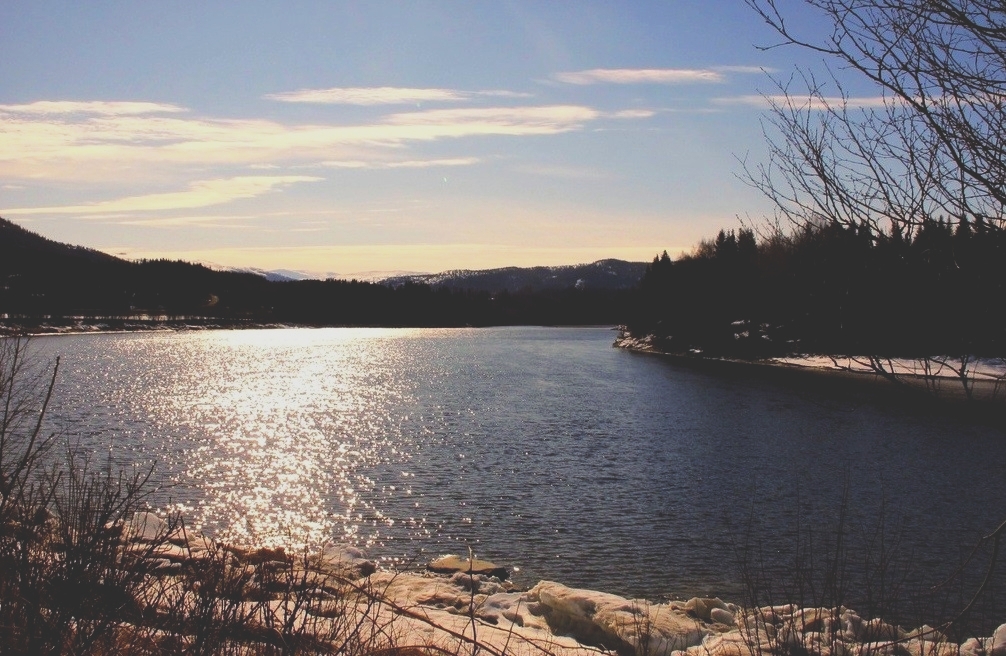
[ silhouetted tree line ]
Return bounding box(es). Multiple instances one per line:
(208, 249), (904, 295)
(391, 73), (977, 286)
(0, 219), (631, 327)
(264, 279), (630, 327)
(629, 219), (1006, 358)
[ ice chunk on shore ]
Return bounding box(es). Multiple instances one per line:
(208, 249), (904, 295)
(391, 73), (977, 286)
(312, 543), (376, 578)
(991, 623), (1006, 656)
(127, 511), (168, 542)
(529, 581), (710, 654)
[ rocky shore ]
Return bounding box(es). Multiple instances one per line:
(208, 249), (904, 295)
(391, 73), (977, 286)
(97, 512), (1006, 656)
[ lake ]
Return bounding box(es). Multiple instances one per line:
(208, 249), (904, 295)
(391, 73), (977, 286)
(29, 326), (1006, 606)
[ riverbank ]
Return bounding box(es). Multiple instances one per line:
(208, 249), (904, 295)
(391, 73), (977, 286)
(614, 330), (1006, 422)
(18, 510), (1005, 656)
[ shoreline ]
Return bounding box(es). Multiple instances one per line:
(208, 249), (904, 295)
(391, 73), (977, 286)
(0, 318), (302, 337)
(1, 319), (620, 338)
(613, 331), (1006, 423)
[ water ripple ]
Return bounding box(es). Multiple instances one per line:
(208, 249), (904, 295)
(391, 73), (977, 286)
(33, 327), (1006, 602)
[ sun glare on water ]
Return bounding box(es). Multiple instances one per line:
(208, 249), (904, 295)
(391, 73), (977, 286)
(144, 328), (422, 549)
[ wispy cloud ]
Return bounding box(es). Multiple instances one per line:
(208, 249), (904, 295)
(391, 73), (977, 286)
(475, 90), (534, 99)
(553, 66), (771, 86)
(554, 68), (725, 85)
(265, 86), (533, 105)
(384, 105), (597, 135)
(2, 176), (321, 216)
(0, 100), (186, 115)
(712, 65), (775, 75)
(0, 103), (601, 182)
(265, 87), (468, 105)
(607, 109), (656, 119)
(714, 94), (890, 110)
(111, 214), (258, 228)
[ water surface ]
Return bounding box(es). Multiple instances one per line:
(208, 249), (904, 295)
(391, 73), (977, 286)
(34, 327), (1006, 602)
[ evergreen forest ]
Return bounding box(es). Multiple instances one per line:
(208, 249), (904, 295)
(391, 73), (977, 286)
(629, 218), (1006, 358)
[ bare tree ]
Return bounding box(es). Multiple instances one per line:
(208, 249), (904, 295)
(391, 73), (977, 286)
(745, 0), (1006, 237)
(744, 0), (1006, 395)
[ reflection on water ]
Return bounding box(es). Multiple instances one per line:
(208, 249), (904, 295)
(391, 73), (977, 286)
(45, 328), (425, 549)
(34, 327), (1006, 602)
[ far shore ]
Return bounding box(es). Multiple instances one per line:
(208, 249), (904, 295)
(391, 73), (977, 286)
(0, 317), (292, 337)
(12, 319), (1006, 415)
(1, 318), (621, 337)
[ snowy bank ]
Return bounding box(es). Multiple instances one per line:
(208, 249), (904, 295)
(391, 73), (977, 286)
(613, 329), (1006, 406)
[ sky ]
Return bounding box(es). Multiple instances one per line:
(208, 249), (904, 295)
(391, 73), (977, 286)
(0, 1), (872, 278)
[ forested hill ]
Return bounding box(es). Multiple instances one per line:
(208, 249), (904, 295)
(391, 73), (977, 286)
(0, 217), (272, 319)
(0, 218), (122, 267)
(0, 217), (635, 327)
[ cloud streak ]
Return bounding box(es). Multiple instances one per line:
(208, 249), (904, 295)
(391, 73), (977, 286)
(265, 86), (533, 105)
(265, 87), (468, 105)
(606, 109), (655, 119)
(384, 105), (597, 134)
(2, 176), (321, 216)
(553, 66), (771, 86)
(712, 65), (775, 75)
(0, 100), (186, 115)
(554, 68), (725, 85)
(112, 214), (257, 228)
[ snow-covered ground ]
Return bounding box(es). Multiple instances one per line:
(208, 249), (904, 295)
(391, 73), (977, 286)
(770, 355), (1006, 381)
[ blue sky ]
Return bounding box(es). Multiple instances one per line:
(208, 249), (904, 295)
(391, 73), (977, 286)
(0, 1), (872, 277)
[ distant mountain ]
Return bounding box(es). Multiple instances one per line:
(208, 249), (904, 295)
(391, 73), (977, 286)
(0, 217), (641, 327)
(341, 270), (429, 283)
(235, 268), (423, 283)
(233, 267), (311, 282)
(380, 259), (648, 293)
